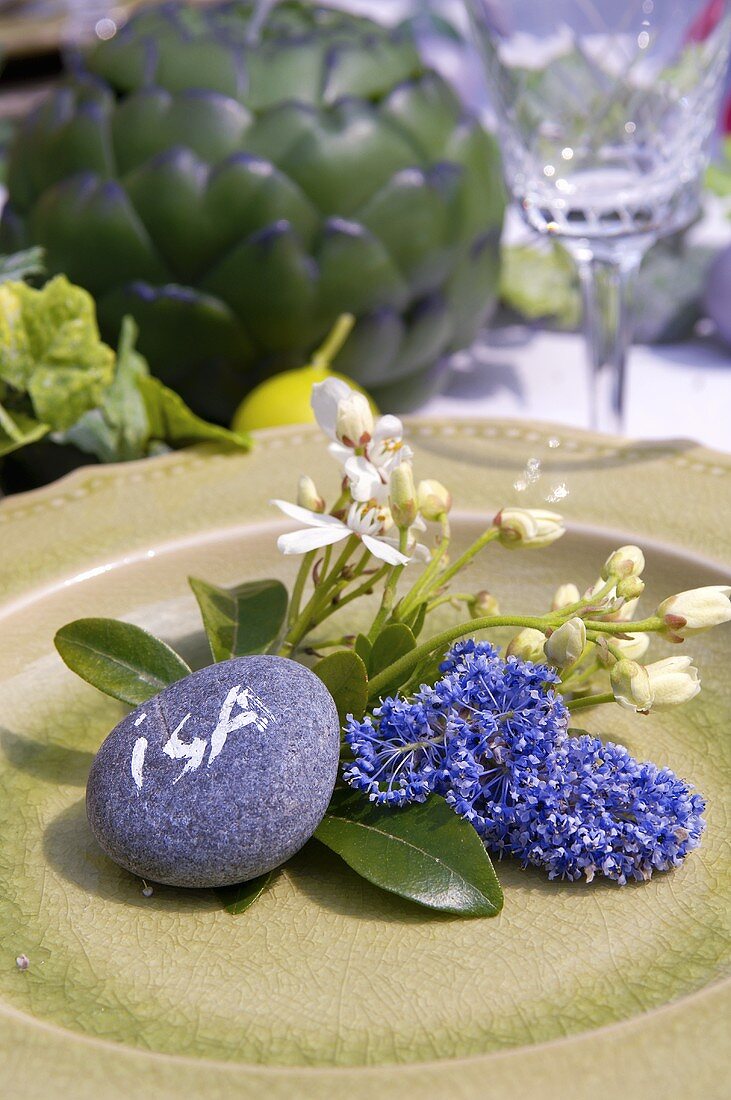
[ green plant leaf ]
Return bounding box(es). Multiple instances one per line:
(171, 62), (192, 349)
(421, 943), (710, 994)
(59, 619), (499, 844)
(402, 601), (428, 639)
(368, 622), (416, 676)
(367, 622), (416, 694)
(313, 650), (368, 726)
(139, 373), (250, 452)
(0, 405), (48, 457)
(0, 246), (45, 284)
(54, 618), (191, 706)
(215, 871), (273, 915)
(0, 275), (115, 428)
(189, 576), (288, 662)
(315, 789), (503, 917)
(354, 633), (371, 664)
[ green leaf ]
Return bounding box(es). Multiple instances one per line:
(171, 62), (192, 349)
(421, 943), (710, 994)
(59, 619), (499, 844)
(96, 315), (153, 460)
(354, 633), (371, 664)
(368, 623), (416, 677)
(188, 577), (288, 662)
(313, 650), (368, 726)
(367, 622), (417, 693)
(54, 618), (191, 706)
(138, 372), (250, 451)
(402, 601), (428, 639)
(315, 790), (503, 918)
(0, 275), (115, 428)
(0, 246), (45, 284)
(0, 405), (48, 457)
(215, 871), (273, 915)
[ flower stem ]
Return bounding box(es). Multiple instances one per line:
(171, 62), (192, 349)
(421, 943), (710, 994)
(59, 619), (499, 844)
(582, 616), (663, 635)
(310, 313), (355, 371)
(567, 692), (616, 712)
(280, 535), (359, 654)
(367, 529), (409, 641)
(366, 613), (553, 700)
(426, 592), (473, 613)
(396, 515), (450, 618)
(287, 551), (315, 629)
(429, 526), (499, 593)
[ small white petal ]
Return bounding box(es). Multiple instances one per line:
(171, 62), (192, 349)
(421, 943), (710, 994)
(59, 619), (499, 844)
(362, 534), (410, 565)
(277, 527), (349, 555)
(271, 499), (344, 528)
(344, 455), (386, 502)
(328, 441), (352, 467)
(311, 378), (353, 439)
(372, 414), (403, 442)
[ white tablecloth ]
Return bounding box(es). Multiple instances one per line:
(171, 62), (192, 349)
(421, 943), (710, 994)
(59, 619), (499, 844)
(420, 327), (731, 453)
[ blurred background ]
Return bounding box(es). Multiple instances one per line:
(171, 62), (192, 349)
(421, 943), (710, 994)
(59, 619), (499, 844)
(2, 0), (731, 497)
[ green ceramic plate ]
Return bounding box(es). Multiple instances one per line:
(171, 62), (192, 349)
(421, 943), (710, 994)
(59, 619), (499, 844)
(0, 420), (729, 1099)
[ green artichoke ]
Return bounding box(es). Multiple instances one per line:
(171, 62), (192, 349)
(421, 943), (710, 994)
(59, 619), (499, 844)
(0, 1), (505, 419)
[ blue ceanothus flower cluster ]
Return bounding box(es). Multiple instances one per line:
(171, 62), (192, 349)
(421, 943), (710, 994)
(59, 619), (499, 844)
(343, 641), (706, 884)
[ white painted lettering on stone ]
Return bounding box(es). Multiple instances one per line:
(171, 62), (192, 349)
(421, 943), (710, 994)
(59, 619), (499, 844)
(208, 685), (273, 766)
(162, 713), (207, 784)
(131, 737), (148, 790)
(130, 683), (275, 790)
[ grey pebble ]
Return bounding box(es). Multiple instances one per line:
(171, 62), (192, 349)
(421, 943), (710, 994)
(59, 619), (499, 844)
(86, 655), (340, 888)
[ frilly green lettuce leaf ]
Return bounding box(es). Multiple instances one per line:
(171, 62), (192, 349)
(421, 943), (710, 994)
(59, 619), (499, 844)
(0, 275), (114, 429)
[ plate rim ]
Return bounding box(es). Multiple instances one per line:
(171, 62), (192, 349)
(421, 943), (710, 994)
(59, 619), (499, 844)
(1, 417), (729, 1098)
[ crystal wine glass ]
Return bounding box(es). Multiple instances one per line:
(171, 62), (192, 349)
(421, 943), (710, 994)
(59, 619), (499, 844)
(464, 0), (731, 433)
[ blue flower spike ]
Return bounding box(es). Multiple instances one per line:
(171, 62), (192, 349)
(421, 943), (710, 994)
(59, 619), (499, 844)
(343, 641), (706, 885)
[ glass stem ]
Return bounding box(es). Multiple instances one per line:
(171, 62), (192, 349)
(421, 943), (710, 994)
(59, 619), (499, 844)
(568, 241), (649, 435)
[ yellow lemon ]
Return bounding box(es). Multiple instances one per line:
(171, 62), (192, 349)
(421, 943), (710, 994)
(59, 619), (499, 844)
(231, 314), (377, 432)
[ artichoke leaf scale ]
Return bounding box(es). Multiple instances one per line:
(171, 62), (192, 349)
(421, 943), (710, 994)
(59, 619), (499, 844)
(0, 0), (506, 413)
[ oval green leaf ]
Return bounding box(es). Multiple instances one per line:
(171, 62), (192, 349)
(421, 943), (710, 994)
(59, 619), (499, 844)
(189, 576), (288, 662)
(367, 622), (416, 693)
(215, 871), (273, 915)
(315, 789), (503, 917)
(54, 617), (191, 706)
(368, 622), (416, 676)
(313, 650), (368, 726)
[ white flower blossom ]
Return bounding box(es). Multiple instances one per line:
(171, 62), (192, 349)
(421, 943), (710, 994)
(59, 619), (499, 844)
(494, 507), (565, 549)
(544, 617), (586, 667)
(271, 498), (410, 565)
(601, 545), (645, 581)
(312, 380), (413, 479)
(611, 656), (700, 712)
(417, 479), (452, 520)
(657, 586), (731, 637)
(610, 660), (654, 713)
(506, 627), (547, 663)
(646, 657), (701, 708)
(551, 583), (580, 611)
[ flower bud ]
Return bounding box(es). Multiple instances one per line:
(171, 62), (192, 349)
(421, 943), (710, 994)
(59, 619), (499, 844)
(470, 590), (499, 617)
(417, 479), (452, 520)
(616, 575), (645, 601)
(551, 582), (580, 611)
(601, 545), (645, 581)
(388, 462), (417, 529)
(657, 586), (731, 638)
(506, 627), (547, 663)
(613, 632), (650, 661)
(645, 657), (700, 708)
(544, 617), (586, 668)
(611, 660), (653, 713)
(494, 508), (565, 550)
(296, 474), (325, 513)
(335, 392), (374, 448)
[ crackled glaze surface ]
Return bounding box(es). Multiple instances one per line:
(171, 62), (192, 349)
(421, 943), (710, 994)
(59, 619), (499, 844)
(0, 420), (729, 1099)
